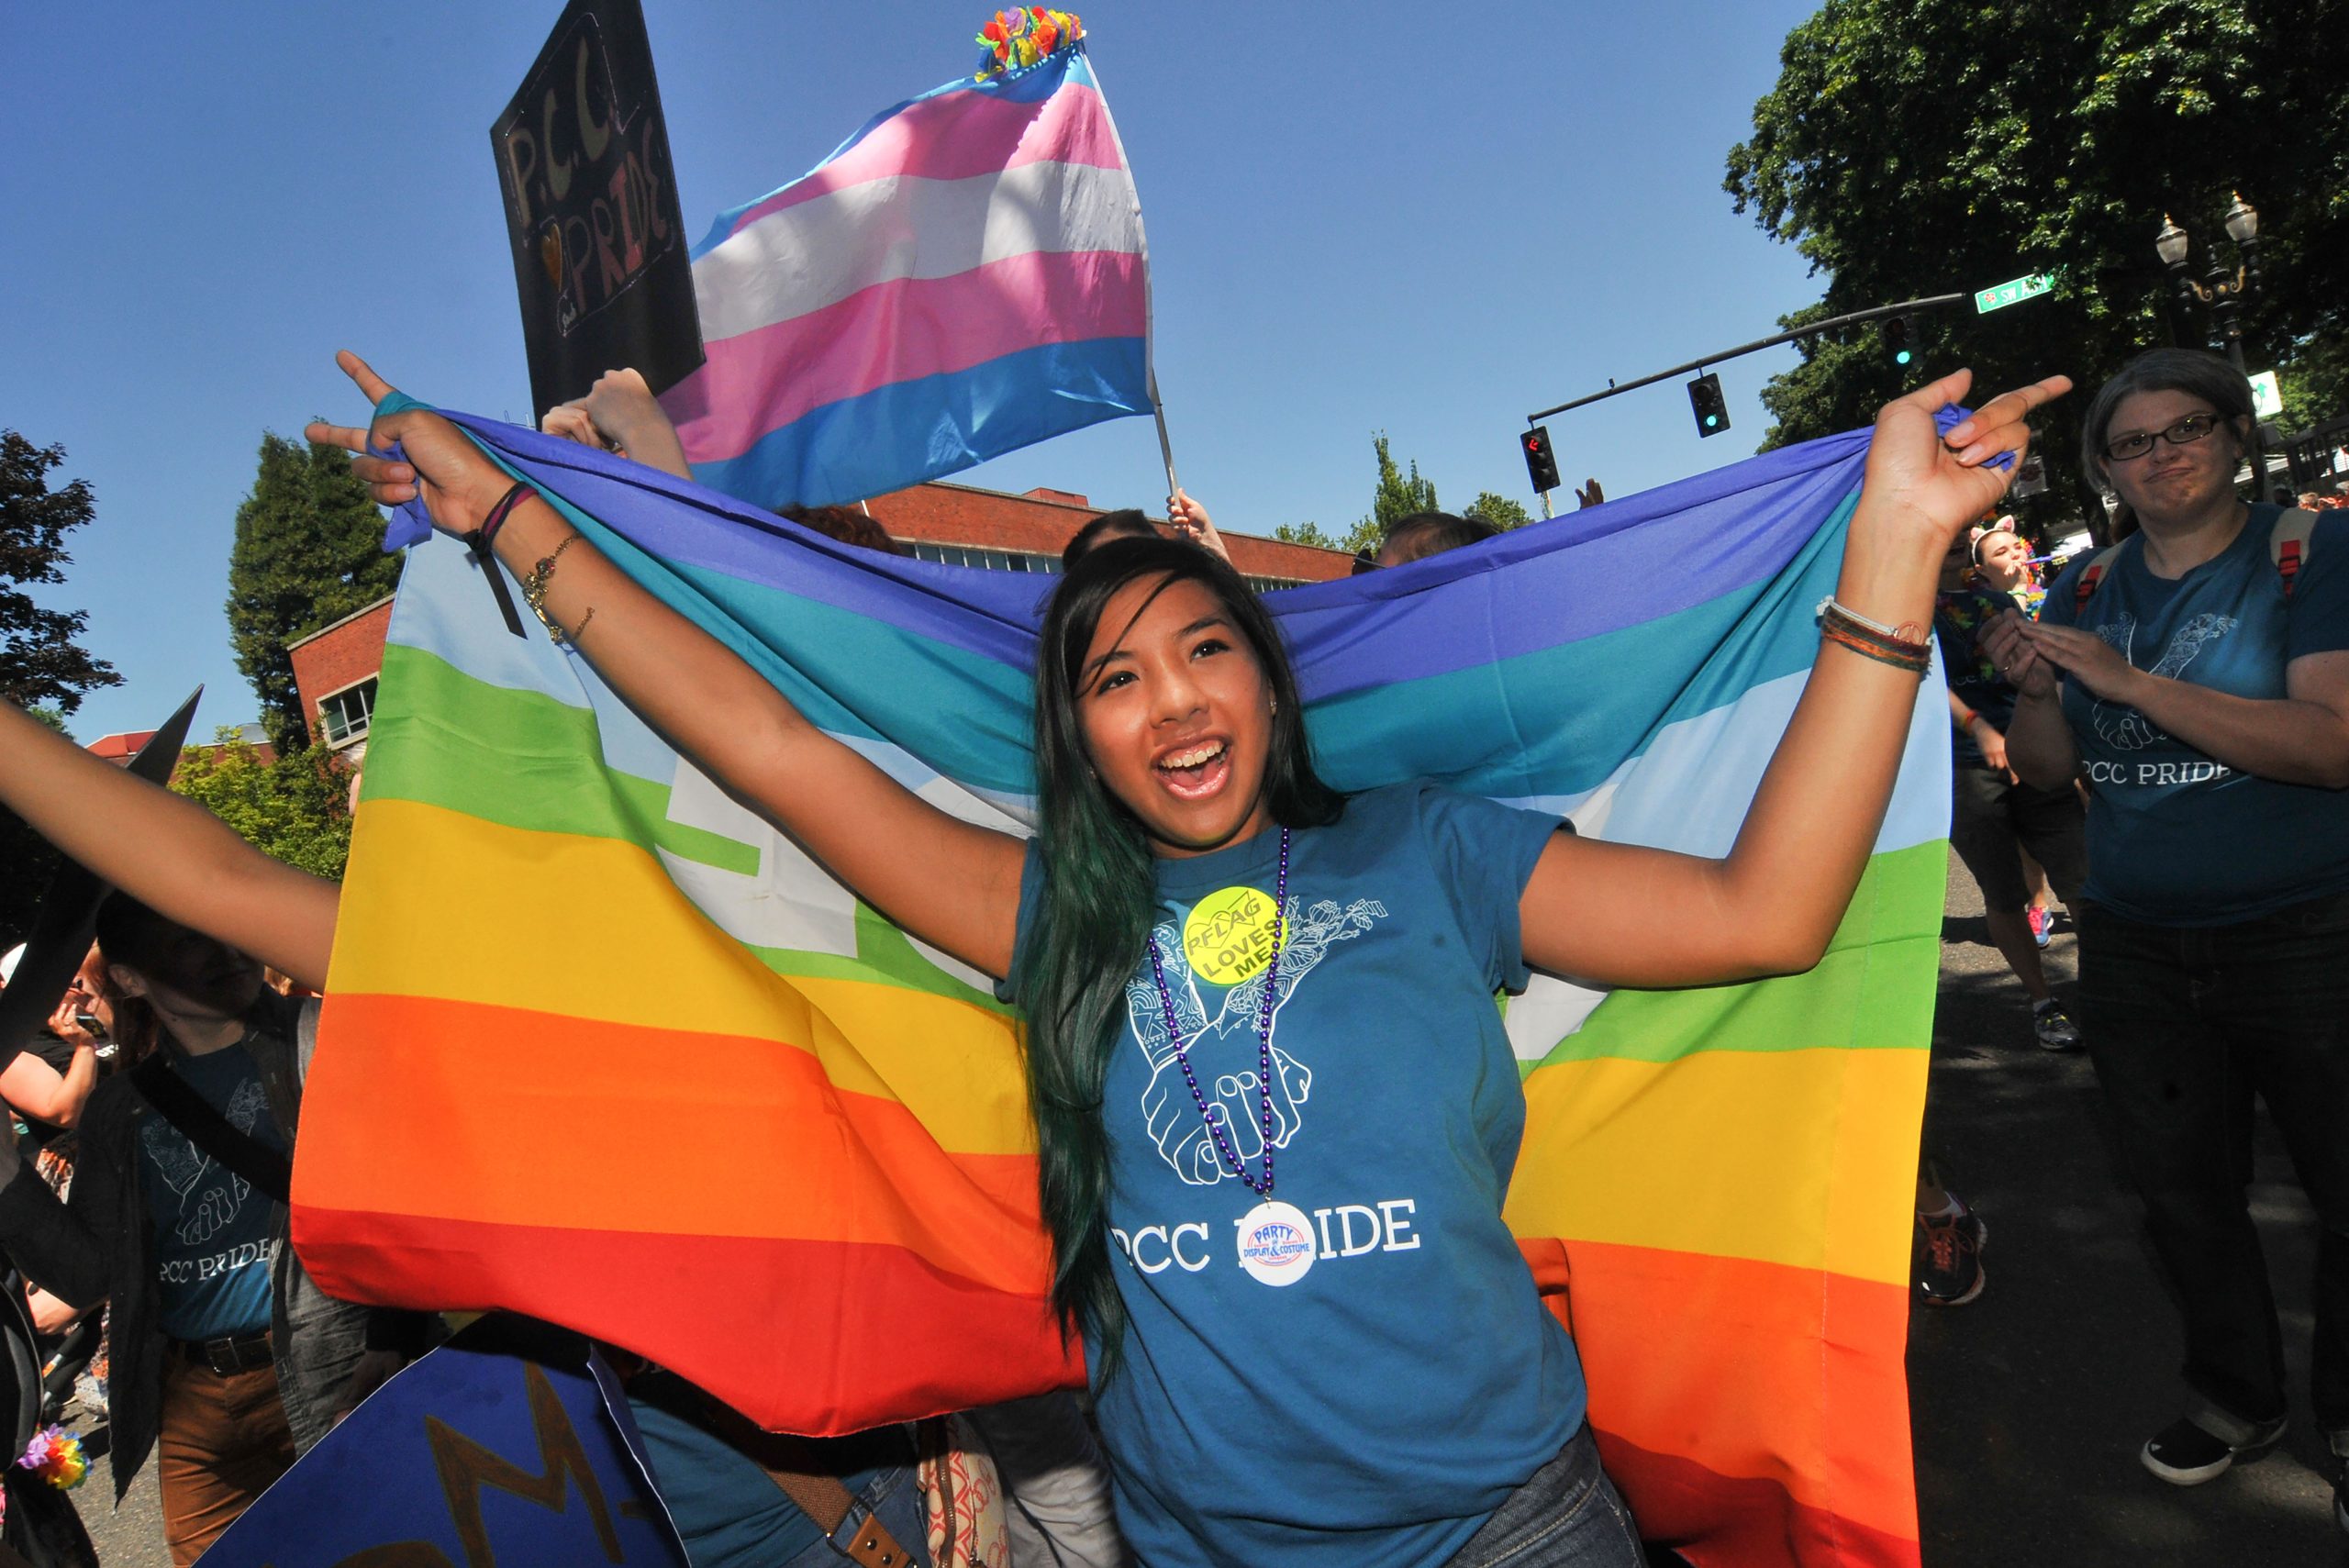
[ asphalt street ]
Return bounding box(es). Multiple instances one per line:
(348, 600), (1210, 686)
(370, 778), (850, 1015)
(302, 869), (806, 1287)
(51, 855), (2349, 1566)
(1913, 858), (2343, 1566)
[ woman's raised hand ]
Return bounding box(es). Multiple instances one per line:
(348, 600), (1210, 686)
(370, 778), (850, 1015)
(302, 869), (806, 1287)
(304, 351), (510, 535)
(1860, 369), (2072, 549)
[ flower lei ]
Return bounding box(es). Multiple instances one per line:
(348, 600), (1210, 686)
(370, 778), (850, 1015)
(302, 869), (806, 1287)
(17, 1425), (88, 1492)
(974, 9), (1084, 79)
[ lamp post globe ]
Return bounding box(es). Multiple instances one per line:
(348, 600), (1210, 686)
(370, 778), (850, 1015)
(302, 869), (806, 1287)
(2154, 214), (2190, 267)
(2223, 193), (2259, 245)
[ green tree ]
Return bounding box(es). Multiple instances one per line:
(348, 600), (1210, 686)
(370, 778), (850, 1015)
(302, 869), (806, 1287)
(169, 728), (355, 880)
(1274, 522), (1337, 550)
(1, 432), (120, 715)
(227, 434), (402, 749)
(1, 432), (120, 948)
(1362, 433), (1440, 541)
(1464, 492), (1533, 529)
(1725, 0), (2349, 508)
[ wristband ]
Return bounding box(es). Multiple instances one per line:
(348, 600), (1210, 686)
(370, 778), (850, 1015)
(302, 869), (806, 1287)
(460, 482), (538, 639)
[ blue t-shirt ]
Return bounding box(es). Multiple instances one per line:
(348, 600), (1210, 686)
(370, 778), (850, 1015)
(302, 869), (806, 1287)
(1003, 783), (1586, 1568)
(2041, 505), (2349, 924)
(138, 1041), (287, 1341)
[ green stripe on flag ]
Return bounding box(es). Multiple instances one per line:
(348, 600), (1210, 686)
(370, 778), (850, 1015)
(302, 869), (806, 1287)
(362, 646), (760, 875)
(1522, 839), (1945, 1072)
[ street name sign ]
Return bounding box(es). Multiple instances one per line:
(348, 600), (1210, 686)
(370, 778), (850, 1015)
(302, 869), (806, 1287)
(1974, 273), (2054, 314)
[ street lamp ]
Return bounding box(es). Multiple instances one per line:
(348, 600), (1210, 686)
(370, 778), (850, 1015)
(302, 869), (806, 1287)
(2155, 194), (2263, 373)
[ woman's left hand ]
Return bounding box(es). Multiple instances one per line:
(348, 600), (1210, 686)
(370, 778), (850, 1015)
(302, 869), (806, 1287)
(1859, 369), (2073, 549)
(1167, 488), (1230, 563)
(2020, 620), (2142, 703)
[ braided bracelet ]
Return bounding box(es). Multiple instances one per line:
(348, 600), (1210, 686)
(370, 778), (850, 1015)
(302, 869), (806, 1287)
(1814, 595), (1925, 649)
(1820, 616), (1931, 675)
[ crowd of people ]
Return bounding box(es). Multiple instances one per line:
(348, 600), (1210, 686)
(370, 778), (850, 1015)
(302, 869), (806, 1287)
(2, 343), (2344, 1563)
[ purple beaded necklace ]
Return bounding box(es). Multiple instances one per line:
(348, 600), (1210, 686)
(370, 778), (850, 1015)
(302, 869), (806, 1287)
(1143, 827), (1291, 1196)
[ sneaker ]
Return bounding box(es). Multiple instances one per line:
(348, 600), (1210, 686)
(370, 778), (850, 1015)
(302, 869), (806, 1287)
(2027, 904), (2052, 948)
(2140, 1413), (2286, 1485)
(1915, 1205), (1987, 1307)
(2032, 997), (2082, 1051)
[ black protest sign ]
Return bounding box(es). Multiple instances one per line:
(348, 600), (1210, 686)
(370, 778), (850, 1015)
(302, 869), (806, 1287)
(492, 0), (702, 417)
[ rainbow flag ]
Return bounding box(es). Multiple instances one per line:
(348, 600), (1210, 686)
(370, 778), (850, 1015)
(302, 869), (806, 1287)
(302, 407), (1943, 1566)
(654, 42), (1154, 508)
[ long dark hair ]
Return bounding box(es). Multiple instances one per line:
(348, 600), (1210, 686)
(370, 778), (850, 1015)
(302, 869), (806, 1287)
(94, 892), (182, 1063)
(1017, 537), (1342, 1365)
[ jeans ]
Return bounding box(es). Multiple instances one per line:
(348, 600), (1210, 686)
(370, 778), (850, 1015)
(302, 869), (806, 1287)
(2076, 892), (2349, 1435)
(1442, 1425), (1642, 1568)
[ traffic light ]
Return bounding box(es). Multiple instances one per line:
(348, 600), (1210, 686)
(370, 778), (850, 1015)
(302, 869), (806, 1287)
(1687, 373), (1730, 438)
(1521, 425), (1562, 493)
(1885, 314), (1915, 368)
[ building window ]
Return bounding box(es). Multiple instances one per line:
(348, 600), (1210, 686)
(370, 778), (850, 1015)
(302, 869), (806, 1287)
(902, 540), (1061, 574)
(897, 539), (1304, 592)
(318, 677), (377, 749)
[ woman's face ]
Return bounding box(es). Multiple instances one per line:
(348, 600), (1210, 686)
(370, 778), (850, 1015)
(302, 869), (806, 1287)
(1976, 530), (2030, 591)
(1075, 573), (1275, 858)
(2099, 387), (2243, 523)
(107, 925), (263, 1024)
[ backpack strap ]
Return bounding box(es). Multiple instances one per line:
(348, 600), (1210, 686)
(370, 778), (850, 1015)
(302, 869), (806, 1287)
(130, 1055), (293, 1204)
(2072, 544), (2125, 614)
(2271, 508), (2319, 601)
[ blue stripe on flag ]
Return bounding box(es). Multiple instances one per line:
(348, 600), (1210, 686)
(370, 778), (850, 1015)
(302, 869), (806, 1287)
(686, 336), (1151, 510)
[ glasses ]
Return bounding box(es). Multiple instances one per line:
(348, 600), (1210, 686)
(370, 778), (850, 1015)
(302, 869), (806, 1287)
(2102, 414), (2223, 462)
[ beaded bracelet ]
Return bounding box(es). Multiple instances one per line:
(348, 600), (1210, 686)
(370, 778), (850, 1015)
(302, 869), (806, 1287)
(523, 533), (581, 644)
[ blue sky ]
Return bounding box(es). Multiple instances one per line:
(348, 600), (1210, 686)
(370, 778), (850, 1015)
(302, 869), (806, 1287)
(2, 1), (1834, 741)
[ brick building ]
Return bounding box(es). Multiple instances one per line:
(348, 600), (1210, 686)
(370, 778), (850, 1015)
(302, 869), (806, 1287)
(86, 724), (273, 771)
(280, 479), (1351, 750)
(286, 597), (398, 761)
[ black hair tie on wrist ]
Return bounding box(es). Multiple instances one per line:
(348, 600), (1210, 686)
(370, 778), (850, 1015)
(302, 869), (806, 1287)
(460, 482), (538, 639)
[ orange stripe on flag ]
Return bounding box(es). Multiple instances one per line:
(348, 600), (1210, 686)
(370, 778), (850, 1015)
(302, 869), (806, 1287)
(299, 992), (1053, 1296)
(1559, 1240), (1917, 1551)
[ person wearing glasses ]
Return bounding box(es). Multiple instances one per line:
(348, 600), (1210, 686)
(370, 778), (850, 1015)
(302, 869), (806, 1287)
(1985, 349), (2349, 1525)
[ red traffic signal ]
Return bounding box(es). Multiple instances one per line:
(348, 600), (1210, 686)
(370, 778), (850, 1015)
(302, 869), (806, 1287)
(1521, 426), (1562, 493)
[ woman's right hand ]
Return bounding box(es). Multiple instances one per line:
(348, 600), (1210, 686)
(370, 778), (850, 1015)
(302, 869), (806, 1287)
(1981, 609), (2059, 700)
(304, 352), (511, 536)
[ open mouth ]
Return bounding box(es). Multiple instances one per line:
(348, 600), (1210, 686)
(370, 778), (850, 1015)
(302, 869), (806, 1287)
(1153, 738), (1231, 801)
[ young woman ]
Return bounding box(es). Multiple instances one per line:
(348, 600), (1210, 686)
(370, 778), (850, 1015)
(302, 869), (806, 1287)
(283, 352), (2060, 1565)
(1985, 348), (2349, 1509)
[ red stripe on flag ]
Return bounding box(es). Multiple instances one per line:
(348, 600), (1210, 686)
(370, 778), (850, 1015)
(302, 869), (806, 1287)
(293, 1207), (1084, 1433)
(1591, 1435), (1921, 1568)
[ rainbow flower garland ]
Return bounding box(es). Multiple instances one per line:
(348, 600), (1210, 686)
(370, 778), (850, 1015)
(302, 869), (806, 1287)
(17, 1425), (87, 1492)
(974, 8), (1084, 79)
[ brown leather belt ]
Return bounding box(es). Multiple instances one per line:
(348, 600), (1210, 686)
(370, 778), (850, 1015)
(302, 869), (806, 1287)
(173, 1332), (273, 1375)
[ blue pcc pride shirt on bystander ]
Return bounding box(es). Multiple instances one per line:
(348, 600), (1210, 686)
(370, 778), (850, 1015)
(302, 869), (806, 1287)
(1002, 782), (1586, 1568)
(2039, 503), (2349, 924)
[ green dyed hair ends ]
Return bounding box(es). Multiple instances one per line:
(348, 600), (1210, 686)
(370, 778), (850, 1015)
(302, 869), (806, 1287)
(1016, 537), (1342, 1372)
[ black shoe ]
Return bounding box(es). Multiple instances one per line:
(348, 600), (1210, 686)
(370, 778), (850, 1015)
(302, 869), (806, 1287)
(2140, 1414), (2286, 1485)
(1915, 1205), (1987, 1307)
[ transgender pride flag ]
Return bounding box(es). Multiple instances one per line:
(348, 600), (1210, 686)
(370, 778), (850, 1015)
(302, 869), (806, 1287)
(656, 43), (1154, 508)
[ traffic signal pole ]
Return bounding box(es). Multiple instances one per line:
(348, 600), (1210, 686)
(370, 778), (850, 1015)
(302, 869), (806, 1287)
(1523, 292), (1972, 425)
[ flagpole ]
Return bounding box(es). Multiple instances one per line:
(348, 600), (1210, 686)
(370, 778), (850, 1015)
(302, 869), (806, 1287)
(1083, 43), (1180, 506)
